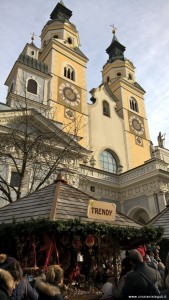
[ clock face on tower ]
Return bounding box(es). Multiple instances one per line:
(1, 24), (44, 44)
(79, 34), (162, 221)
(59, 83), (80, 106)
(129, 115), (144, 136)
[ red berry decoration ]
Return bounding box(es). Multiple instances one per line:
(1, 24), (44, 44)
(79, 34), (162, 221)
(85, 235), (95, 247)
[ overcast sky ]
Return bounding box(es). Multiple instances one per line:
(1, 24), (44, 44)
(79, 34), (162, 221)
(0, 0), (169, 148)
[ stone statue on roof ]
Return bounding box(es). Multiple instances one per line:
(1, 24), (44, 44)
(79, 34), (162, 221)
(157, 132), (165, 148)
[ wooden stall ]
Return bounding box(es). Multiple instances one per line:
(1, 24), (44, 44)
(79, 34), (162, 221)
(0, 177), (164, 298)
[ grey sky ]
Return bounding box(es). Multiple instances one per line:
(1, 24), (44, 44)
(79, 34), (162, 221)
(0, 0), (169, 147)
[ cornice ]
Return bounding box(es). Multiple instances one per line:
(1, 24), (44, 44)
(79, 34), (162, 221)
(7, 93), (50, 111)
(79, 159), (169, 200)
(5, 60), (51, 86)
(109, 77), (145, 96)
(41, 22), (78, 40)
(39, 39), (88, 64)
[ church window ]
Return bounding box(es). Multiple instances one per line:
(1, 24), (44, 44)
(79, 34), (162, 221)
(64, 65), (75, 81)
(130, 97), (139, 113)
(10, 171), (21, 188)
(103, 100), (110, 117)
(117, 72), (121, 77)
(31, 51), (34, 56)
(100, 150), (117, 173)
(53, 35), (59, 39)
(107, 76), (110, 83)
(68, 37), (72, 44)
(128, 73), (132, 80)
(90, 186), (95, 192)
(27, 79), (38, 95)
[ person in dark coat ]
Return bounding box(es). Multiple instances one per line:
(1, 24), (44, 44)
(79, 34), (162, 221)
(36, 265), (64, 300)
(164, 252), (169, 289)
(10, 275), (39, 300)
(122, 249), (162, 299)
(0, 268), (15, 300)
(0, 255), (38, 300)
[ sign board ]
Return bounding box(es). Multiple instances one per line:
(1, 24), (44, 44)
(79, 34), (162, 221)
(87, 199), (116, 221)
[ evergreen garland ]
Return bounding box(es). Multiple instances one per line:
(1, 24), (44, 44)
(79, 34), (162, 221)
(0, 218), (164, 246)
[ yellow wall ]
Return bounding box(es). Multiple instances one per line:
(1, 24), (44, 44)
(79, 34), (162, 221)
(103, 64), (151, 169)
(41, 37), (88, 147)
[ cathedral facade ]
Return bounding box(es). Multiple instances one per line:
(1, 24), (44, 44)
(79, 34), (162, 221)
(1, 1), (169, 224)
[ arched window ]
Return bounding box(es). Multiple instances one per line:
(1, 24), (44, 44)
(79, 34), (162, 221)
(10, 171), (21, 188)
(103, 100), (110, 117)
(130, 97), (139, 113)
(27, 79), (37, 95)
(64, 65), (75, 81)
(100, 150), (117, 173)
(128, 208), (150, 225)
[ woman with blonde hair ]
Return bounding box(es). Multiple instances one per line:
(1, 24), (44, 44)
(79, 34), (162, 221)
(36, 265), (64, 300)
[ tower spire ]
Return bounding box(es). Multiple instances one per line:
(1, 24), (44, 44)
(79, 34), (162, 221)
(60, 0), (65, 6)
(50, 1), (72, 21)
(106, 26), (125, 63)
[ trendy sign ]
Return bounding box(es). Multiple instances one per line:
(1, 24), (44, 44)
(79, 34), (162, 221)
(87, 199), (116, 221)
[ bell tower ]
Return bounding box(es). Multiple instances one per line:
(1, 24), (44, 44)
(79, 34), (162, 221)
(39, 1), (89, 147)
(102, 27), (151, 169)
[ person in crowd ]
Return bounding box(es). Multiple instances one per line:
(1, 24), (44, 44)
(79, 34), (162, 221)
(9, 271), (39, 300)
(35, 264), (64, 300)
(164, 252), (169, 289)
(122, 249), (163, 299)
(113, 252), (133, 299)
(100, 274), (115, 299)
(0, 268), (16, 300)
(0, 254), (17, 269)
(136, 245), (147, 258)
(0, 254), (38, 300)
(158, 261), (165, 280)
(144, 250), (158, 270)
(120, 251), (132, 278)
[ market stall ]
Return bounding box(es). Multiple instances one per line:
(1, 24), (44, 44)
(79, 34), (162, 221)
(0, 177), (164, 298)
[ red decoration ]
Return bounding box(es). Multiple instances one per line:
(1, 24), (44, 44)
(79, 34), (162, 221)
(38, 234), (59, 269)
(85, 235), (95, 247)
(69, 266), (81, 281)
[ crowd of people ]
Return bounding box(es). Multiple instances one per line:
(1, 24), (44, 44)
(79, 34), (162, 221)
(100, 247), (169, 299)
(0, 247), (169, 300)
(0, 254), (64, 300)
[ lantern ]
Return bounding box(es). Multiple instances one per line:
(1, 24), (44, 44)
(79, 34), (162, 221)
(77, 252), (83, 262)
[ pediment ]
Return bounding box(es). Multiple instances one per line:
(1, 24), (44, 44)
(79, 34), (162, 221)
(0, 108), (90, 156)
